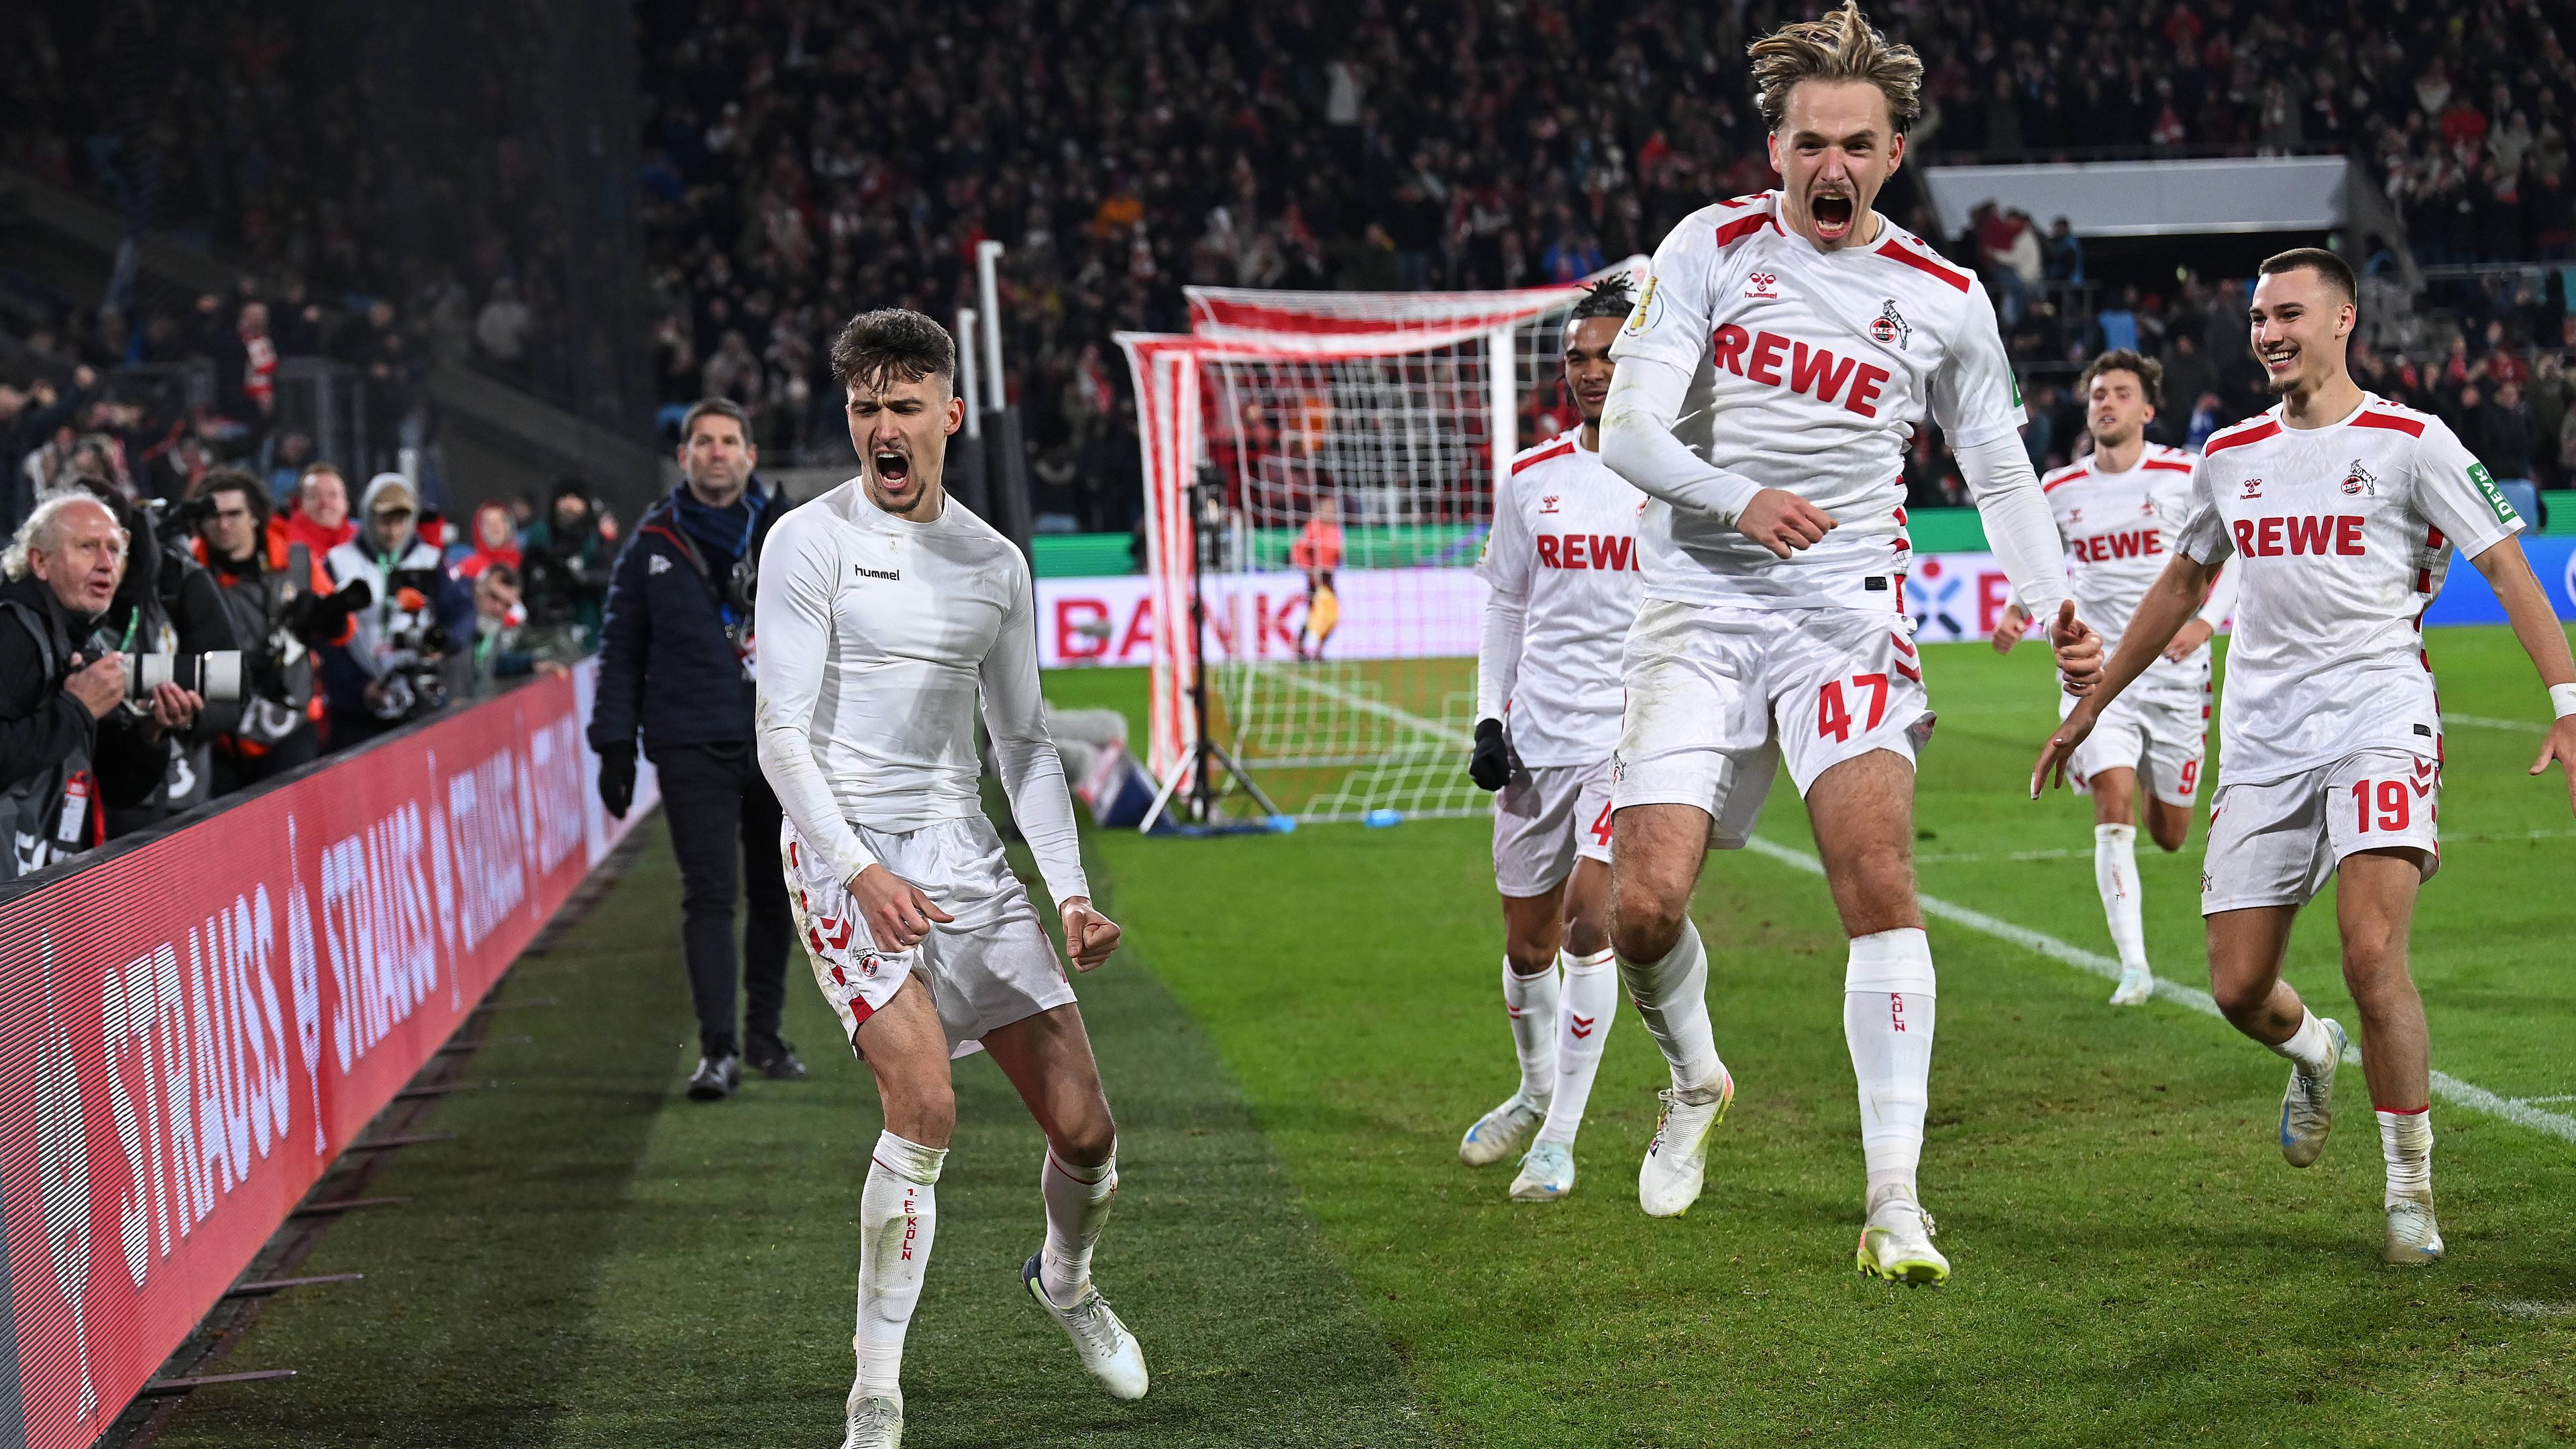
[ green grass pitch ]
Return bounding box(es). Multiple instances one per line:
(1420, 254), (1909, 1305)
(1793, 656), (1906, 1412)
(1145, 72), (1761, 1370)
(158, 627), (2576, 1447)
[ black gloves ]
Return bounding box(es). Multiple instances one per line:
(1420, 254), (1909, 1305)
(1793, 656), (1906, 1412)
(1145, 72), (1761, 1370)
(1468, 717), (1511, 792)
(597, 743), (636, 818)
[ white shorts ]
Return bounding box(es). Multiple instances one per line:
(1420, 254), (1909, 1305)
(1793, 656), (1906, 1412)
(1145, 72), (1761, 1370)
(1611, 600), (1934, 845)
(783, 814), (1075, 1058)
(1493, 759), (1614, 898)
(2060, 684), (2209, 808)
(2200, 749), (2441, 914)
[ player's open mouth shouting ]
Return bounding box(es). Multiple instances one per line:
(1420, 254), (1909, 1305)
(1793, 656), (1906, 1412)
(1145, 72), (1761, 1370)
(1809, 187), (1858, 243)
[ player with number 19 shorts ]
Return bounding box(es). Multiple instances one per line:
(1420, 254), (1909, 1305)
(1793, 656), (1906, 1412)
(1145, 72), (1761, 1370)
(2037, 248), (2576, 1268)
(1996, 349), (2236, 1008)
(1458, 277), (1646, 1204)
(1594, 2), (2098, 1285)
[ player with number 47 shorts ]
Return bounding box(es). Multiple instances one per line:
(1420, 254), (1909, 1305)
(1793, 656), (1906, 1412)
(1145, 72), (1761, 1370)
(1459, 277), (1645, 1205)
(2038, 248), (2576, 1269)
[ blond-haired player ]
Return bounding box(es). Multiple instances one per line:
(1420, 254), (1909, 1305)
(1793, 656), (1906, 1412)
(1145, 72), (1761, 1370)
(2037, 248), (2576, 1266)
(1994, 350), (2236, 1006)
(1598, 0), (2100, 1283)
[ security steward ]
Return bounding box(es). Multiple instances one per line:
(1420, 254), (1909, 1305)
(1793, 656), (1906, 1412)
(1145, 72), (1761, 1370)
(590, 397), (802, 1099)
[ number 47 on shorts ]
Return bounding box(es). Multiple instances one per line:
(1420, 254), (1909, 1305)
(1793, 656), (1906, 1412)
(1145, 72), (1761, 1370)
(1817, 673), (1891, 743)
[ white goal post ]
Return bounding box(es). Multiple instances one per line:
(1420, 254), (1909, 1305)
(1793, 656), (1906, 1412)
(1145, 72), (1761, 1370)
(1115, 260), (1646, 825)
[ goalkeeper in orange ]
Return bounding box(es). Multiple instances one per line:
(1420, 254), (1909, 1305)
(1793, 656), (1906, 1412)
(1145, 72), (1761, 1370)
(1292, 493), (1344, 660)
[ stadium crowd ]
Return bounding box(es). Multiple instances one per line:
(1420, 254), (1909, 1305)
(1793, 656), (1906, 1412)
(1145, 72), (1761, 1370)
(6, 0), (2571, 527)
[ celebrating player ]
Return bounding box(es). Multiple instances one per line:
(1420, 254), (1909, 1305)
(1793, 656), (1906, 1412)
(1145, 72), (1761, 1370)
(1993, 350), (2236, 1006)
(2035, 250), (2576, 1267)
(1458, 276), (1645, 1203)
(1596, 1), (2098, 1283)
(755, 310), (1145, 1448)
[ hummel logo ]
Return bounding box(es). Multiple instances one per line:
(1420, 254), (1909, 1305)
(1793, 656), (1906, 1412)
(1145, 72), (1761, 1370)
(649, 555), (672, 575)
(1746, 270), (1780, 300)
(2240, 478), (2263, 498)
(855, 566), (900, 581)
(1570, 1014), (1597, 1039)
(1540, 495), (1560, 514)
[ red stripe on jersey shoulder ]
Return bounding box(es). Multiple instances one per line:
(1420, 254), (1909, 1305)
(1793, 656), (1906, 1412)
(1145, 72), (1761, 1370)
(2353, 410), (2428, 437)
(1511, 439), (1576, 475)
(2042, 467), (2088, 493)
(2203, 419), (2281, 455)
(1873, 239), (1972, 292)
(1715, 213), (1772, 248)
(1717, 193), (1769, 210)
(2140, 458), (2195, 472)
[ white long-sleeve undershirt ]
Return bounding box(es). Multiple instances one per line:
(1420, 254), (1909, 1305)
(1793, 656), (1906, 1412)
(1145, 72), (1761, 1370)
(753, 484), (1089, 907)
(1475, 589), (1525, 724)
(1598, 355), (1764, 524)
(1950, 430), (2072, 616)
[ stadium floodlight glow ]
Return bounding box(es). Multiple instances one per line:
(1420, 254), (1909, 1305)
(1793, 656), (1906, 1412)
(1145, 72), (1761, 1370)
(1116, 258), (1646, 826)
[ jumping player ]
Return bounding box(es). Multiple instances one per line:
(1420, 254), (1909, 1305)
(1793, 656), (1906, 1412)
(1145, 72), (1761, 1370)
(2037, 248), (2576, 1267)
(1596, 1), (2100, 1283)
(755, 310), (1145, 1448)
(1993, 350), (2236, 1006)
(1458, 276), (1644, 1202)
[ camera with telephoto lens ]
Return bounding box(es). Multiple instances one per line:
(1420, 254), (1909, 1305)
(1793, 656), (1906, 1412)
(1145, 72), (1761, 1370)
(123, 649), (244, 702)
(372, 568), (452, 720)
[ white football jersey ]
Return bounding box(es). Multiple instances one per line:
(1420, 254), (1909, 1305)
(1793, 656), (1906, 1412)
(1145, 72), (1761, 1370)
(1478, 427), (1645, 765)
(1610, 191), (2026, 609)
(2043, 442), (2209, 703)
(2175, 394), (2524, 785)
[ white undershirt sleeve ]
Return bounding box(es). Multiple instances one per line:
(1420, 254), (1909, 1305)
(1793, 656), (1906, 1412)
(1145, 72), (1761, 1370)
(1477, 593), (1525, 724)
(2194, 556), (2239, 629)
(754, 520), (881, 888)
(1599, 356), (1766, 524)
(1953, 430), (2072, 616)
(979, 562), (1091, 906)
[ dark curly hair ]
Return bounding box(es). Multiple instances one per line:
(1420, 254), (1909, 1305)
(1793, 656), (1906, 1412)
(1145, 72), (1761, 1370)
(828, 308), (958, 394)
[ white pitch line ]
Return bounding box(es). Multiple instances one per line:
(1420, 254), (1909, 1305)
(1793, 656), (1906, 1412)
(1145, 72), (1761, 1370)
(1915, 828), (2576, 865)
(2445, 712), (2544, 732)
(1258, 665), (1468, 743)
(1738, 835), (2576, 1145)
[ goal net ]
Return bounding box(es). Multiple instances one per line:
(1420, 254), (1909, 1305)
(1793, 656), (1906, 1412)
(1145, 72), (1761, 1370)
(1116, 260), (1646, 826)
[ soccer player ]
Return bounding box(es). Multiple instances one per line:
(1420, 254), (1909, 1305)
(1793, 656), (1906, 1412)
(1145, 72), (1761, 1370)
(1992, 350), (2237, 1006)
(1596, 1), (2098, 1283)
(1458, 276), (1644, 1202)
(756, 310), (1146, 1448)
(2036, 248), (2576, 1267)
(1293, 493), (1343, 659)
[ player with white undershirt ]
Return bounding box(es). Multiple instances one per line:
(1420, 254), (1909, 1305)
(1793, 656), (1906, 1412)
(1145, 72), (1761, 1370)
(1596, 1), (2101, 1283)
(1992, 350), (2237, 1007)
(1456, 277), (1646, 1203)
(2037, 249), (2576, 1267)
(755, 310), (1146, 1448)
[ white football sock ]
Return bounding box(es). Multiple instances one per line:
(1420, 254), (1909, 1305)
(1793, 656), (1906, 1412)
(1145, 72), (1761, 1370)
(2376, 1107), (2433, 1206)
(1845, 928), (1937, 1210)
(855, 1130), (945, 1404)
(2093, 823), (2149, 971)
(1536, 947), (1618, 1146)
(2269, 1009), (2339, 1077)
(1039, 1143), (1118, 1307)
(1501, 957), (1560, 1101)
(1617, 917), (1725, 1093)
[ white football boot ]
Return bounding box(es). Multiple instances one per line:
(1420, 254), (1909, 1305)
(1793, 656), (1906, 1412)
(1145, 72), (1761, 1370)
(841, 1388), (902, 1449)
(1637, 1071), (1733, 1218)
(1509, 1140), (1575, 1201)
(2278, 1018), (2347, 1168)
(2108, 966), (2155, 1006)
(1856, 1195), (1950, 1285)
(1023, 1254), (1149, 1400)
(1458, 1090), (1550, 1167)
(2383, 1197), (2445, 1268)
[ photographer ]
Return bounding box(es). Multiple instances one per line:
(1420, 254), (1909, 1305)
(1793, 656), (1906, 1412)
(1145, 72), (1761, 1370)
(520, 477), (612, 648)
(324, 473), (470, 745)
(189, 469), (364, 793)
(72, 481), (244, 835)
(0, 496), (201, 881)
(590, 397), (799, 1098)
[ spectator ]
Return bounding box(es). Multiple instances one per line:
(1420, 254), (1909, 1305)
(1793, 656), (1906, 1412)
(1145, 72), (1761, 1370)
(2459, 381), (2534, 488)
(588, 396), (799, 1101)
(2043, 217), (2084, 284)
(73, 482), (242, 836)
(189, 470), (360, 794)
(0, 495), (201, 881)
(453, 562), (577, 699)
(449, 500), (524, 580)
(280, 463), (358, 559)
(323, 474), (469, 743)
(520, 479), (613, 647)
(474, 280), (533, 368)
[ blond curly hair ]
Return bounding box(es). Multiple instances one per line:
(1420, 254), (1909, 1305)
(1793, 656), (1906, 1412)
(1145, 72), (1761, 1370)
(1749, 1), (1925, 135)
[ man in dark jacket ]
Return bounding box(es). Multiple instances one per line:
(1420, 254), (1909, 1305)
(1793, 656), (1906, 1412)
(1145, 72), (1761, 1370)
(590, 397), (802, 1099)
(74, 482), (243, 835)
(0, 494), (202, 881)
(521, 477), (613, 648)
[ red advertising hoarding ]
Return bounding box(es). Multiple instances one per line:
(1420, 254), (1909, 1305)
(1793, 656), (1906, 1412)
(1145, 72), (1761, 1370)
(0, 664), (653, 1448)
